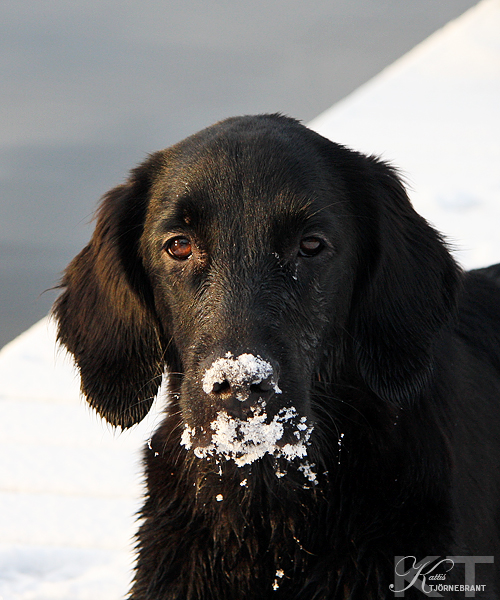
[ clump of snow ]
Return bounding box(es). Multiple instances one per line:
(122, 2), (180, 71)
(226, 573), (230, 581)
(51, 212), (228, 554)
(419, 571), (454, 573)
(180, 425), (195, 450)
(202, 353), (281, 399)
(272, 568), (285, 590)
(297, 461), (318, 485)
(215, 494), (223, 502)
(181, 406), (313, 467)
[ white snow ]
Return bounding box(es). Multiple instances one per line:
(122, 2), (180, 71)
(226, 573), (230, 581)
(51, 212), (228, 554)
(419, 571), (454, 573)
(272, 568), (285, 590)
(0, 318), (165, 600)
(201, 353), (281, 398)
(297, 461), (318, 485)
(181, 406), (313, 467)
(1, 1), (500, 597)
(179, 424), (195, 449)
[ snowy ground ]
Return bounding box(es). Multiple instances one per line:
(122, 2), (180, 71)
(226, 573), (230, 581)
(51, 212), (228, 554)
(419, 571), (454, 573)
(1, 0), (499, 598)
(0, 319), (167, 599)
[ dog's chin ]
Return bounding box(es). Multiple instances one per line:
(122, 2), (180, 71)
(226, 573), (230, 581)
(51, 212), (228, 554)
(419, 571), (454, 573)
(179, 406), (318, 492)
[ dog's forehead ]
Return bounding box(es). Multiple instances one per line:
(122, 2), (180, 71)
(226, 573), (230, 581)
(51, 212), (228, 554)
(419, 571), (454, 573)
(154, 123), (339, 229)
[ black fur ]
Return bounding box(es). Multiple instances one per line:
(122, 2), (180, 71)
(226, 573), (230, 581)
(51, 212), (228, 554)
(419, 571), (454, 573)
(53, 115), (500, 599)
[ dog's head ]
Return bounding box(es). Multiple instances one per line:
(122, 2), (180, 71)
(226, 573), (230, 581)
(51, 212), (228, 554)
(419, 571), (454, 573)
(54, 115), (459, 467)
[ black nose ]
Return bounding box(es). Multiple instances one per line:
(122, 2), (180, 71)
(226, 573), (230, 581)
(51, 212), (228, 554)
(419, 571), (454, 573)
(210, 376), (275, 399)
(202, 353), (280, 418)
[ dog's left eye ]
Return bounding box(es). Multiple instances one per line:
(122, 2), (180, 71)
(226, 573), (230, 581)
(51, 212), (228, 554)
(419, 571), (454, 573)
(298, 237), (324, 257)
(164, 236), (192, 260)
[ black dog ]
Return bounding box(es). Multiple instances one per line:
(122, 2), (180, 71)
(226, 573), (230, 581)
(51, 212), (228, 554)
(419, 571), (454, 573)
(54, 115), (500, 599)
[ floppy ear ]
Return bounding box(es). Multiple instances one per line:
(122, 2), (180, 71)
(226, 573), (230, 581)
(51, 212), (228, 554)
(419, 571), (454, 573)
(53, 157), (168, 428)
(349, 156), (461, 404)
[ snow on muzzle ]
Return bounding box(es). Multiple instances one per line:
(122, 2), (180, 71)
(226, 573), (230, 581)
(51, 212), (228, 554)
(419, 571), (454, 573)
(201, 352), (282, 401)
(181, 353), (316, 481)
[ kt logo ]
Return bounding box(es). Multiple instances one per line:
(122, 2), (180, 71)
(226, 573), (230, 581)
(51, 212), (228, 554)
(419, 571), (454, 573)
(390, 555), (494, 597)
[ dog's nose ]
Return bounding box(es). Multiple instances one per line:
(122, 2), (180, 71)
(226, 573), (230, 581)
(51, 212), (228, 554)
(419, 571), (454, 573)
(209, 375), (275, 399)
(202, 353), (280, 417)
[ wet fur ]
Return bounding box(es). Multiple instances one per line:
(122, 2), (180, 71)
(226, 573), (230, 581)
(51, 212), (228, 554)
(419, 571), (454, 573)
(54, 115), (500, 599)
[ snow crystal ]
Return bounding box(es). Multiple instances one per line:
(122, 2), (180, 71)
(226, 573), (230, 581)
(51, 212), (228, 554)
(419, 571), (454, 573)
(147, 438), (160, 457)
(181, 406), (313, 467)
(215, 494), (223, 502)
(272, 569), (285, 590)
(337, 432), (345, 465)
(297, 461), (318, 485)
(202, 353), (281, 399)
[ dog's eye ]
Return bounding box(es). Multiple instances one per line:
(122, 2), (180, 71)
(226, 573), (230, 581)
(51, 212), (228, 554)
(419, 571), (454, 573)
(165, 236), (192, 260)
(298, 237), (324, 257)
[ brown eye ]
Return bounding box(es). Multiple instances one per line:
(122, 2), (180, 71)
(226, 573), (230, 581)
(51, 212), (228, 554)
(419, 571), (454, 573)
(165, 236), (192, 260)
(298, 237), (324, 257)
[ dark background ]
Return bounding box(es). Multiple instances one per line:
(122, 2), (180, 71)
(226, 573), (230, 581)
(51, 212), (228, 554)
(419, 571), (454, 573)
(0, 0), (479, 349)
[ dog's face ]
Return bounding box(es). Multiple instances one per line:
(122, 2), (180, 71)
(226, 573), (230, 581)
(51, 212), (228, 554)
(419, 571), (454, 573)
(54, 115), (458, 468)
(139, 119), (358, 458)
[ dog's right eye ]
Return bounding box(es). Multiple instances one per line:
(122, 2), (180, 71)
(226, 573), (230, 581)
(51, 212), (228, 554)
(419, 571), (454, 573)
(298, 237), (324, 258)
(164, 236), (192, 260)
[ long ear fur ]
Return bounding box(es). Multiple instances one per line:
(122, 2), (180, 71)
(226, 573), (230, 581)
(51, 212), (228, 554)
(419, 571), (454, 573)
(348, 154), (461, 403)
(53, 158), (167, 428)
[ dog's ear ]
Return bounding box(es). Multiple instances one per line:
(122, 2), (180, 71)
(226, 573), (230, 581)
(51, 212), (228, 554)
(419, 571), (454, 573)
(53, 157), (168, 428)
(349, 156), (461, 404)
